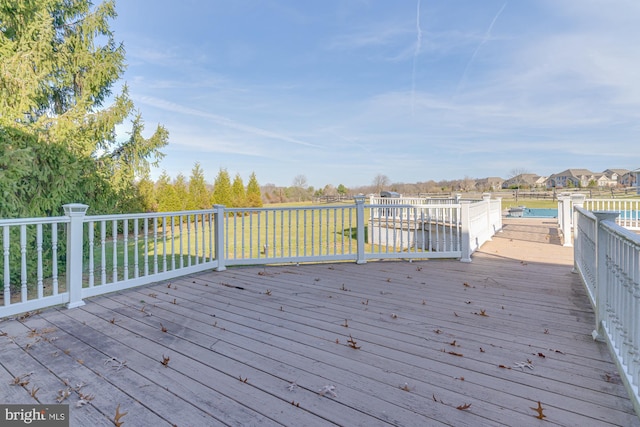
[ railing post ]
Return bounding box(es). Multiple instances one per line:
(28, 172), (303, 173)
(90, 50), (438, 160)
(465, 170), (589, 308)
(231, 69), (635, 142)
(571, 194), (587, 252)
(483, 193), (492, 241)
(354, 196), (366, 264)
(63, 203), (88, 309)
(560, 195), (573, 247)
(495, 196), (503, 232)
(213, 205), (226, 271)
(592, 211), (619, 341)
(460, 201), (472, 263)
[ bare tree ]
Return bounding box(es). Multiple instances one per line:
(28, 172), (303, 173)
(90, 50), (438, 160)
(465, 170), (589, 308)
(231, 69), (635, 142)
(292, 174), (309, 202)
(461, 175), (476, 192)
(372, 174), (390, 194)
(508, 168), (530, 190)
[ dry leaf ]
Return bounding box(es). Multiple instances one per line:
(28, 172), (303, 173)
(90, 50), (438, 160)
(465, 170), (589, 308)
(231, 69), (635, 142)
(514, 361), (534, 370)
(161, 355), (170, 367)
(448, 351), (463, 357)
(318, 385), (337, 398)
(56, 388), (71, 403)
(347, 334), (361, 349)
(456, 403), (472, 410)
(530, 401), (546, 419)
(114, 404), (127, 427)
(399, 383), (413, 392)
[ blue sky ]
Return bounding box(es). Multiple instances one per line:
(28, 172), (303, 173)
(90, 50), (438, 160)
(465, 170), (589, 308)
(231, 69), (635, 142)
(110, 0), (640, 188)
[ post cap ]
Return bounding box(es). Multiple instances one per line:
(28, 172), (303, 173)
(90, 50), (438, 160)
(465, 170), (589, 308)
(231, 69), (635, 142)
(62, 204), (89, 216)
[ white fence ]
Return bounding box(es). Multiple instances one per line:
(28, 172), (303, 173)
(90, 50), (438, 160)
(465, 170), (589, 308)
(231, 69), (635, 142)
(368, 194), (502, 262)
(573, 208), (640, 414)
(1, 195), (502, 318)
(559, 196), (640, 246)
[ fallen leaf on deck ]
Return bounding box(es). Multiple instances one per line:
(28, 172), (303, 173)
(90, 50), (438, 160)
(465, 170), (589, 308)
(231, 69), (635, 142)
(318, 385), (337, 398)
(530, 401), (546, 419)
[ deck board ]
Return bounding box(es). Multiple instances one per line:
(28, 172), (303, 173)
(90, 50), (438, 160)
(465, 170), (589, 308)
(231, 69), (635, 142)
(1, 218), (638, 426)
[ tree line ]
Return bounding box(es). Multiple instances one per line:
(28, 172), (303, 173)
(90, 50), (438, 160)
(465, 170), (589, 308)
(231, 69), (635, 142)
(136, 163), (263, 212)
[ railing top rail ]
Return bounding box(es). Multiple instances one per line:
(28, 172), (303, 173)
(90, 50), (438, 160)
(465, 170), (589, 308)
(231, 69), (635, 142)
(600, 219), (640, 246)
(225, 205), (357, 213)
(575, 206), (598, 220)
(85, 209), (217, 222)
(0, 216), (69, 226)
(368, 203), (462, 209)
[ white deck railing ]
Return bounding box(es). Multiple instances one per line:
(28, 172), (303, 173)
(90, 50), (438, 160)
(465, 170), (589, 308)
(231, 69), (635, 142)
(1, 195), (502, 318)
(573, 207), (640, 414)
(558, 196), (640, 246)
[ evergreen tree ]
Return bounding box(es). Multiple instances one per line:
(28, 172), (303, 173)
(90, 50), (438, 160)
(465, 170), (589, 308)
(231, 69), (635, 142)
(212, 168), (232, 206)
(246, 172), (263, 207)
(231, 173), (246, 207)
(187, 162), (211, 210)
(135, 174), (158, 212)
(173, 173), (189, 211)
(0, 0), (168, 216)
(156, 171), (180, 212)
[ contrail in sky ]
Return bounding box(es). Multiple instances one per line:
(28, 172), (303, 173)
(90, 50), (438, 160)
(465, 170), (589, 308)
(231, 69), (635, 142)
(456, 1), (508, 95)
(411, 0), (422, 115)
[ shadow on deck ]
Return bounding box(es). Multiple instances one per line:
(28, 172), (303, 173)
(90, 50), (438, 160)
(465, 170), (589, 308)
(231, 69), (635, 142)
(0, 218), (638, 426)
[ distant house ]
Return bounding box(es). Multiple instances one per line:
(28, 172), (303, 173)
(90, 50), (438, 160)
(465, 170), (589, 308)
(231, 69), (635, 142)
(475, 177), (504, 192)
(547, 169), (592, 188)
(547, 168), (622, 188)
(502, 174), (545, 189)
(603, 169), (630, 187)
(619, 171), (636, 187)
(634, 168), (640, 194)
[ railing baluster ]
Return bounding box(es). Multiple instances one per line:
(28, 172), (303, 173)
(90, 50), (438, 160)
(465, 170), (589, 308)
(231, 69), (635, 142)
(52, 223), (58, 294)
(100, 221), (107, 285)
(3, 226), (10, 305)
(171, 216), (176, 270)
(162, 216), (167, 272)
(193, 214), (199, 265)
(134, 218), (139, 278)
(112, 219), (118, 283)
(20, 225), (27, 303)
(37, 224), (43, 299)
(179, 215), (184, 269)
(144, 218), (149, 276)
(88, 221), (94, 287)
(123, 219), (129, 280)
(153, 217), (159, 274)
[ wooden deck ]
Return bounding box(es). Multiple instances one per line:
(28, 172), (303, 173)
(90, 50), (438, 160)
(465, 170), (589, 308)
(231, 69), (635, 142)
(1, 218), (639, 426)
